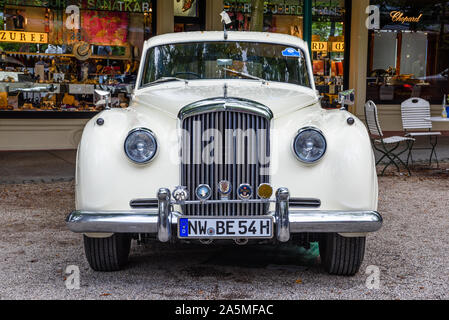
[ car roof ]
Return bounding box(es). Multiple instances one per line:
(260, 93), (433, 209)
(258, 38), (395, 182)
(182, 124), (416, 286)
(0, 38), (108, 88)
(143, 31), (309, 53)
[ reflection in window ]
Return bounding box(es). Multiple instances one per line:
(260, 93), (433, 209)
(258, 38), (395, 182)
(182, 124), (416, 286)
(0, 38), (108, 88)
(366, 0), (449, 105)
(400, 32), (427, 78)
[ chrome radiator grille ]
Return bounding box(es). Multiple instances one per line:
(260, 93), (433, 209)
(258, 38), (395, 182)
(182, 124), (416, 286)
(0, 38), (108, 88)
(181, 110), (270, 216)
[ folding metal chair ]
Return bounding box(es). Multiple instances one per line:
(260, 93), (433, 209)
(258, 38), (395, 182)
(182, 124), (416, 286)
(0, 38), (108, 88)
(364, 100), (415, 175)
(400, 97), (441, 167)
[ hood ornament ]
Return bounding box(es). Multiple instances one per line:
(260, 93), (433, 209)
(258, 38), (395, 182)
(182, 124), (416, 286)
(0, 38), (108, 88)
(223, 83), (228, 99)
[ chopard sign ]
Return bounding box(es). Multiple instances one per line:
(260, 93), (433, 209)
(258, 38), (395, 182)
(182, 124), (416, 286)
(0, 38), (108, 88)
(390, 11), (422, 24)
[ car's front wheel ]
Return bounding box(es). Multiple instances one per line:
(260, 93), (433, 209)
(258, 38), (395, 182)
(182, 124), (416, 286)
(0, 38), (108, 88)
(319, 233), (365, 276)
(83, 234), (131, 271)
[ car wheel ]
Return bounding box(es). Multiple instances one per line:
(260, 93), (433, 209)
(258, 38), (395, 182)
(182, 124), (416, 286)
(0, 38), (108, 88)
(319, 233), (365, 276)
(83, 234), (131, 271)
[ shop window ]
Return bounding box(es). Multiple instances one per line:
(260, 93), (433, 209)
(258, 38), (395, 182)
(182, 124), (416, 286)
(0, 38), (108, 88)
(400, 32), (427, 78)
(174, 0), (205, 32)
(372, 31), (397, 71)
(223, 0), (304, 36)
(367, 1), (449, 105)
(311, 0), (348, 108)
(0, 1), (156, 118)
(223, 0), (349, 108)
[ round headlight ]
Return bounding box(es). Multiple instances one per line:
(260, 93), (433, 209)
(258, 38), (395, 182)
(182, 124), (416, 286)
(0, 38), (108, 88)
(124, 128), (158, 164)
(293, 128), (327, 163)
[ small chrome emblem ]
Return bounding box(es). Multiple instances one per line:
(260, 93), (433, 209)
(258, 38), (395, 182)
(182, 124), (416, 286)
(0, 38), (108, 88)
(237, 183), (253, 200)
(195, 184), (212, 201)
(218, 180), (232, 195)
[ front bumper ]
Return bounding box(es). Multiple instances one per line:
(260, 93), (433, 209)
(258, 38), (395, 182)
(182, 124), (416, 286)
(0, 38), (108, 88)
(66, 188), (382, 242)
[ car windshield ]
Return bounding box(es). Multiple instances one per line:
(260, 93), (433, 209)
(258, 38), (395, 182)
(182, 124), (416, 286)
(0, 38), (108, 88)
(141, 41), (311, 88)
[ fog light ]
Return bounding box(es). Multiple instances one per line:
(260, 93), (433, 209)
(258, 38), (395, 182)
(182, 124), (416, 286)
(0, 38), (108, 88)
(172, 186), (188, 202)
(257, 183), (273, 199)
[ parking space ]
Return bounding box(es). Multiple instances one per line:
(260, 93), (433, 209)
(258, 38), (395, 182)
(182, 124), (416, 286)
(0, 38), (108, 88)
(0, 175), (447, 299)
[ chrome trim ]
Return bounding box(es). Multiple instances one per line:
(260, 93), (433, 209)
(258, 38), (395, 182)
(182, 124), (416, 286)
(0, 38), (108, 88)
(178, 97), (274, 120)
(173, 198), (274, 205)
(289, 198), (321, 208)
(292, 127), (327, 164)
(66, 209), (382, 235)
(124, 127), (158, 164)
(157, 188), (171, 242)
(275, 188), (290, 242)
(287, 210), (383, 233)
(66, 210), (159, 233)
(130, 198), (158, 208)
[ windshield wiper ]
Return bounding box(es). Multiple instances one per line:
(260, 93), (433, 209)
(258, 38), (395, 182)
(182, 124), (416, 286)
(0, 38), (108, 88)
(222, 68), (266, 83)
(148, 77), (188, 86)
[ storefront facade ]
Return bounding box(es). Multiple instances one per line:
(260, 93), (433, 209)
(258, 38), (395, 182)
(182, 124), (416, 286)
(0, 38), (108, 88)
(363, 0), (449, 131)
(1, 0), (430, 150)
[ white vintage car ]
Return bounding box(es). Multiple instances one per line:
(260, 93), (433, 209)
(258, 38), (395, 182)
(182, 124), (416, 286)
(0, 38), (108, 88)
(66, 31), (382, 275)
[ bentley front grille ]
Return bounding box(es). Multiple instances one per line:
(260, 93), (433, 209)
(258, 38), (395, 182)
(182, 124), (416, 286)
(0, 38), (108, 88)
(181, 110), (270, 216)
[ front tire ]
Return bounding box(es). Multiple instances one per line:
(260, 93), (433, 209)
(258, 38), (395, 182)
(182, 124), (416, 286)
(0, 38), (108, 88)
(319, 233), (365, 276)
(83, 234), (131, 271)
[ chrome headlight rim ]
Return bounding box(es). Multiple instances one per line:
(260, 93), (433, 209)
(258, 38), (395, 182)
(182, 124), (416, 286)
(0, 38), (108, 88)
(292, 127), (327, 164)
(124, 127), (158, 164)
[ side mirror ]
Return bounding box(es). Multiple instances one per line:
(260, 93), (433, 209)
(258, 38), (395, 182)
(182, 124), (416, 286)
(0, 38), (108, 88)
(217, 59), (233, 67)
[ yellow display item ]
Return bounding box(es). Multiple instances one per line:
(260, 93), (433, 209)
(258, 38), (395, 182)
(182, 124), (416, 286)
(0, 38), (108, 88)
(62, 93), (76, 105)
(0, 92), (7, 108)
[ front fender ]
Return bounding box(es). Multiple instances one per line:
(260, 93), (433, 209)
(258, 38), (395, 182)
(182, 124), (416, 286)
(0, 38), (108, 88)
(75, 108), (179, 211)
(271, 105), (378, 211)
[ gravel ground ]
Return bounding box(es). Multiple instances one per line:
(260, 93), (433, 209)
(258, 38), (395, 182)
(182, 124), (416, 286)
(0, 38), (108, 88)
(0, 176), (448, 300)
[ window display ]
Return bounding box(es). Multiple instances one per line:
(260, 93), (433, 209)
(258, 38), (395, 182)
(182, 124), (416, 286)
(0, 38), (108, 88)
(0, 1), (155, 118)
(223, 0), (304, 36)
(367, 0), (449, 105)
(311, 0), (347, 108)
(174, 0), (204, 32)
(223, 0), (348, 109)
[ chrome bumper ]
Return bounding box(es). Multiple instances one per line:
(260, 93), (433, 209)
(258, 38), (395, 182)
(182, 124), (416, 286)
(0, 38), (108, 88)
(66, 188), (382, 242)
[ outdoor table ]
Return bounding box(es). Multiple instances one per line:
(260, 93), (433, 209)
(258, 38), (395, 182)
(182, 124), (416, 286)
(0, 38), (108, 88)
(423, 117), (449, 173)
(425, 117), (449, 122)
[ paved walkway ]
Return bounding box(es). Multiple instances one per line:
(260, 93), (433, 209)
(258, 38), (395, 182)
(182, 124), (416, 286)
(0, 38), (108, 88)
(0, 150), (76, 184)
(1, 136), (449, 184)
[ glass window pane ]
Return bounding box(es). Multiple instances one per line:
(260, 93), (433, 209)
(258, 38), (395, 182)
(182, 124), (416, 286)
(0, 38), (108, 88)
(372, 32), (397, 71)
(400, 32), (427, 78)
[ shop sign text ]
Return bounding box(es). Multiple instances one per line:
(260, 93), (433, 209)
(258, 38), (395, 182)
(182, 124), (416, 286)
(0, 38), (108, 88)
(311, 42), (344, 52)
(312, 42), (328, 52)
(390, 11), (422, 24)
(331, 42), (344, 52)
(0, 0), (151, 13)
(224, 1), (344, 17)
(224, 2), (303, 15)
(0, 31), (48, 44)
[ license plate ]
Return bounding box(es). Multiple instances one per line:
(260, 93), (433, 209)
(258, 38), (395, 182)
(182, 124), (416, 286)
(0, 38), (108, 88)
(178, 217), (273, 239)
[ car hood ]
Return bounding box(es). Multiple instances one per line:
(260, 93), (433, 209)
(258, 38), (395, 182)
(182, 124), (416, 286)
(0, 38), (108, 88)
(130, 80), (319, 119)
